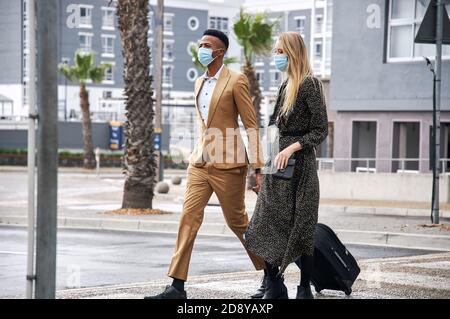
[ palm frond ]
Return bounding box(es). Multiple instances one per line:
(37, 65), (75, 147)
(233, 9), (275, 64)
(59, 50), (109, 84)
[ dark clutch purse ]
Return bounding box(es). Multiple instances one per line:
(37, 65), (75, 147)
(265, 158), (296, 180)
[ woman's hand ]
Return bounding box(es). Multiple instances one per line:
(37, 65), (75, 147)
(274, 142), (302, 170)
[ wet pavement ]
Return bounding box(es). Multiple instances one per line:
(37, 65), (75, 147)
(0, 226), (443, 299)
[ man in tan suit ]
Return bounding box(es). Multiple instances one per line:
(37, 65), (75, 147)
(146, 29), (265, 299)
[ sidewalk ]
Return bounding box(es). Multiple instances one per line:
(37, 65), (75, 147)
(0, 168), (449, 251)
(55, 252), (450, 299)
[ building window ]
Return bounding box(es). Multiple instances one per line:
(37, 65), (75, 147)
(23, 53), (28, 79)
(164, 13), (174, 33)
(23, 0), (27, 21)
(148, 11), (153, 33)
(79, 5), (93, 28)
(103, 91), (113, 99)
(148, 37), (153, 55)
(102, 35), (115, 57)
(269, 70), (281, 89)
(256, 70), (265, 87)
(315, 40), (323, 58)
(102, 7), (115, 29)
(315, 14), (323, 34)
(294, 16), (306, 35)
(105, 68), (113, 82)
(23, 84), (28, 106)
(392, 121), (420, 172)
(387, 0), (450, 61)
(163, 40), (174, 61)
(79, 33), (93, 51)
(103, 62), (115, 84)
(209, 16), (229, 34)
(0, 99), (13, 117)
(23, 24), (28, 50)
(254, 56), (264, 66)
(187, 41), (197, 56)
(186, 68), (198, 82)
(163, 65), (173, 87)
(270, 18), (282, 34)
(188, 16), (199, 31)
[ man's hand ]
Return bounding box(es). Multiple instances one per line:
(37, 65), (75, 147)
(252, 172), (263, 194)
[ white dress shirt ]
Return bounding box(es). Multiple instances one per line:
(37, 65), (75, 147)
(197, 64), (224, 124)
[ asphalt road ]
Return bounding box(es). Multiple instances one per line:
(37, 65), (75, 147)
(0, 226), (438, 298)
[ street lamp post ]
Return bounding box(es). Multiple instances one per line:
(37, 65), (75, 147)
(35, 0), (59, 299)
(432, 0), (444, 225)
(415, 0), (450, 224)
(154, 0), (164, 181)
(61, 58), (69, 121)
(25, 0), (37, 299)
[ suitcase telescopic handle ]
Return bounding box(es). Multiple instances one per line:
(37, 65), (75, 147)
(331, 247), (350, 271)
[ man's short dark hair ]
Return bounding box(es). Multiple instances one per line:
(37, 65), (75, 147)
(203, 29), (229, 50)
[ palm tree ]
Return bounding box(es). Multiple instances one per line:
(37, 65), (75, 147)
(117, 0), (156, 209)
(233, 9), (276, 126)
(189, 45), (239, 73)
(233, 10), (276, 189)
(59, 51), (111, 169)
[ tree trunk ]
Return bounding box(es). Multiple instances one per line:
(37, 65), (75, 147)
(243, 61), (263, 127)
(117, 0), (156, 209)
(79, 83), (96, 169)
(243, 61), (263, 189)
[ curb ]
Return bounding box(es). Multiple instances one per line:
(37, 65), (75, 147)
(1, 215), (449, 252)
(320, 204), (450, 218)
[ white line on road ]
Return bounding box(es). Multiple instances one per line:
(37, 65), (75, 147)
(0, 250), (27, 255)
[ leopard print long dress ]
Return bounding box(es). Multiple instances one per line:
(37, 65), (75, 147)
(244, 75), (328, 274)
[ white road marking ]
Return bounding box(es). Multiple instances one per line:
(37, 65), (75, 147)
(0, 250), (27, 255)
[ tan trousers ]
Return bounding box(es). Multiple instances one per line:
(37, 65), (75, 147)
(167, 164), (266, 281)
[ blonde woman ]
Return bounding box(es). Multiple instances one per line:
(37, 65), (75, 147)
(245, 32), (328, 299)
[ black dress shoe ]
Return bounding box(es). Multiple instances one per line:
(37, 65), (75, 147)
(144, 285), (187, 299)
(251, 274), (267, 299)
(296, 285), (314, 299)
(263, 276), (288, 299)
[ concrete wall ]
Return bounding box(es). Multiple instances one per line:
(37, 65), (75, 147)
(319, 171), (450, 203)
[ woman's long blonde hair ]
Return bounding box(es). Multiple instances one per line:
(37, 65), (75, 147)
(277, 32), (313, 117)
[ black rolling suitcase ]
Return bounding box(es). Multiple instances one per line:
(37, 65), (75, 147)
(297, 223), (360, 296)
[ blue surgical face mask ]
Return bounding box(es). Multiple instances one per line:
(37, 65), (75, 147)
(198, 47), (222, 67)
(274, 54), (288, 72)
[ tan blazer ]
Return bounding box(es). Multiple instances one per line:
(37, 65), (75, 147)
(189, 65), (265, 170)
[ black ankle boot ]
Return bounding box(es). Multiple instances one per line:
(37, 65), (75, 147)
(263, 276), (288, 299)
(296, 285), (314, 299)
(144, 285), (187, 299)
(251, 274), (267, 299)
